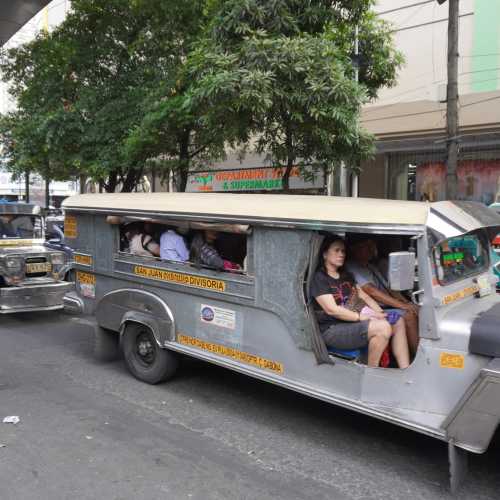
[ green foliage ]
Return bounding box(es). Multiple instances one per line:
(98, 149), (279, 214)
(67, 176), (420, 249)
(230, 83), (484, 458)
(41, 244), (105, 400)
(1, 0), (216, 192)
(189, 0), (402, 189)
(124, 0), (228, 192)
(0, 0), (402, 192)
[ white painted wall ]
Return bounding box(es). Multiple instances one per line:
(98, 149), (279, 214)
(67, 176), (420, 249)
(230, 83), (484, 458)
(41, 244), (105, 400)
(373, 0), (477, 105)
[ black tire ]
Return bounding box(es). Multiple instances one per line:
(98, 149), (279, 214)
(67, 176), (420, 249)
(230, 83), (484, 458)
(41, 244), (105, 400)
(93, 326), (121, 362)
(122, 322), (179, 384)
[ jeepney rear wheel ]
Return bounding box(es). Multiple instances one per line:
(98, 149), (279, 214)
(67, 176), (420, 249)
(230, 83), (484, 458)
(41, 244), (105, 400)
(94, 325), (121, 362)
(122, 322), (178, 384)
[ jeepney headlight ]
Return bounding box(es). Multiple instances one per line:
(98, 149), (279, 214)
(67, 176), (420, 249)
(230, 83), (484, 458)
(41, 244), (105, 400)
(50, 253), (65, 265)
(5, 257), (22, 270)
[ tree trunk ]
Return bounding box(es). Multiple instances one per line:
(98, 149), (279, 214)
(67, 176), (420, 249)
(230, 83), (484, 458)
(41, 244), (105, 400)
(25, 170), (30, 202)
(121, 167), (144, 193)
(282, 161), (294, 192)
(45, 177), (50, 208)
(282, 129), (294, 192)
(105, 171), (119, 193)
(176, 130), (191, 192)
(79, 174), (86, 194)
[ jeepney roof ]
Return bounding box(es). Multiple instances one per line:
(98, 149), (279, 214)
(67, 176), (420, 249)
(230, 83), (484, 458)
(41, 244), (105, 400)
(63, 193), (428, 232)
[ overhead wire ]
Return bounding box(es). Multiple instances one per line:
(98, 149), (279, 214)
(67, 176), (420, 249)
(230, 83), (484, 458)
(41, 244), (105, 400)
(363, 95), (500, 124)
(392, 12), (474, 33)
(375, 1), (435, 17)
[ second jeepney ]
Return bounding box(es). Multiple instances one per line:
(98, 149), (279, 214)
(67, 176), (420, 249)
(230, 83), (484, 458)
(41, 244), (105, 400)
(62, 192), (500, 490)
(0, 202), (72, 312)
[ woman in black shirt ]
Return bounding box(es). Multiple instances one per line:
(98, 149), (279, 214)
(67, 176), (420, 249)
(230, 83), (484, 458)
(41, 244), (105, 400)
(311, 235), (410, 368)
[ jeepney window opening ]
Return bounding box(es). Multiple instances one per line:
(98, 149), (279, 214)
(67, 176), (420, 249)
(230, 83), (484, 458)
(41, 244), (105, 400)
(0, 214), (42, 239)
(306, 231), (420, 367)
(432, 228), (490, 286)
(307, 232), (418, 294)
(114, 218), (249, 275)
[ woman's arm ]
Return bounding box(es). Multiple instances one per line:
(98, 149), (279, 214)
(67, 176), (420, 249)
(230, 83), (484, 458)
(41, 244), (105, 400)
(315, 294), (361, 322)
(146, 241), (160, 257)
(357, 286), (385, 314)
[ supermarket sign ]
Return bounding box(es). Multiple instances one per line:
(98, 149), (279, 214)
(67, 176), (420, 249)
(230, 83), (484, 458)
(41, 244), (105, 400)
(187, 166), (324, 192)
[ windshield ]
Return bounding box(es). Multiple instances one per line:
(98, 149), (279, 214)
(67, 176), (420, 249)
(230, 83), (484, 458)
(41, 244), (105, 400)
(433, 229), (489, 285)
(0, 215), (43, 239)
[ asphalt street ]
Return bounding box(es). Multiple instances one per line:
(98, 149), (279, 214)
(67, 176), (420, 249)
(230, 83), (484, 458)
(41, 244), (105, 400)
(0, 311), (499, 500)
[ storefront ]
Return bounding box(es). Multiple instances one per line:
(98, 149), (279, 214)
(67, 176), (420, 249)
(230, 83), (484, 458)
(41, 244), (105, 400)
(186, 165), (325, 194)
(359, 90), (500, 203)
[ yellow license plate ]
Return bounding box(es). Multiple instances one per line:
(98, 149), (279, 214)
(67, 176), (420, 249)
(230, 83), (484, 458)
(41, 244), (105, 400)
(26, 262), (52, 273)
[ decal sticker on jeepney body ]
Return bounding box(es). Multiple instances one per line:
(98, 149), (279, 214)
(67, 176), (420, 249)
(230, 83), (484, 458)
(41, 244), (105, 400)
(64, 215), (77, 239)
(74, 253), (93, 266)
(200, 304), (236, 330)
(76, 271), (95, 298)
(133, 265), (226, 292)
(178, 334), (283, 374)
(439, 352), (465, 369)
(442, 286), (478, 305)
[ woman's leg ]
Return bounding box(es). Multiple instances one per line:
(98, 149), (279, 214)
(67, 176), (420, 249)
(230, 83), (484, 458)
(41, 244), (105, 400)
(366, 319), (391, 367)
(391, 317), (410, 369)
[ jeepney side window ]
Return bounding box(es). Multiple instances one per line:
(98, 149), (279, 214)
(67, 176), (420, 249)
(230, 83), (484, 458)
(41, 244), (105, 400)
(115, 220), (249, 274)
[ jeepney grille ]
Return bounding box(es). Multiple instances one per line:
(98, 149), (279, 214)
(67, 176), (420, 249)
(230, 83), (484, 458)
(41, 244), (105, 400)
(25, 256), (49, 277)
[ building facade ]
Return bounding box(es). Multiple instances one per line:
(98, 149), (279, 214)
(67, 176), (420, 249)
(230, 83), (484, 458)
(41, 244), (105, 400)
(358, 0), (500, 203)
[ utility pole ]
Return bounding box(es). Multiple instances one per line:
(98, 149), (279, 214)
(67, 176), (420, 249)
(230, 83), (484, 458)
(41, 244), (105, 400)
(336, 24), (360, 197)
(441, 0), (459, 199)
(45, 177), (50, 209)
(351, 24), (360, 197)
(24, 170), (30, 202)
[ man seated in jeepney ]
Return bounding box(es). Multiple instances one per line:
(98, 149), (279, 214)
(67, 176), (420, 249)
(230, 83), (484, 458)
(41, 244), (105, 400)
(190, 230), (241, 271)
(12, 215), (35, 238)
(310, 235), (410, 368)
(160, 226), (190, 262)
(0, 215), (19, 238)
(345, 236), (419, 357)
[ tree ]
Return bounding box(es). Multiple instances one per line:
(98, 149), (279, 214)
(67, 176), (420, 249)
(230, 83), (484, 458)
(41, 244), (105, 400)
(1, 0), (211, 192)
(124, 0), (229, 192)
(187, 0), (403, 190)
(0, 31), (78, 189)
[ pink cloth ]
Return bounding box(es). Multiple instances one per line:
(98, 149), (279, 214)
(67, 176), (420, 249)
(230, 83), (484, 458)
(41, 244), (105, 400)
(223, 260), (241, 271)
(360, 306), (378, 318)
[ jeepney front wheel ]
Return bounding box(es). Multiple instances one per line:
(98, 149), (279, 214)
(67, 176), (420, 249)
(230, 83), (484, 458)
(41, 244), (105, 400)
(122, 322), (179, 384)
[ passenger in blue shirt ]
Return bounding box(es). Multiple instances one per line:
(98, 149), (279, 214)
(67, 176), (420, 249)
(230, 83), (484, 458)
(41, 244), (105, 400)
(160, 228), (189, 262)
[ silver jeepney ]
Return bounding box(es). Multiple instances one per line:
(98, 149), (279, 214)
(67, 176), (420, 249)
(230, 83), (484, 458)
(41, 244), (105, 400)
(62, 192), (500, 491)
(0, 203), (72, 313)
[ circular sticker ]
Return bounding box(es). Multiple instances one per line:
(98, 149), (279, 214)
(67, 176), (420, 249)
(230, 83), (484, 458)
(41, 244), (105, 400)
(201, 306), (214, 322)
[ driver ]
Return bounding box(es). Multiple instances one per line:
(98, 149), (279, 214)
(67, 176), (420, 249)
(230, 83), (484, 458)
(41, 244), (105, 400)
(0, 215), (18, 238)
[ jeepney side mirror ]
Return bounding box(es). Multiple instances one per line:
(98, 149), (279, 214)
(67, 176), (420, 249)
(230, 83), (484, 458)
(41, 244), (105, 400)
(387, 251), (416, 291)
